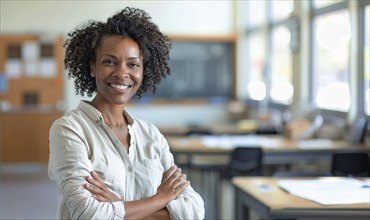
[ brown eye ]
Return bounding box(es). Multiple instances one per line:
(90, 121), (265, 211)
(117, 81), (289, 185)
(102, 59), (116, 65)
(129, 63), (140, 68)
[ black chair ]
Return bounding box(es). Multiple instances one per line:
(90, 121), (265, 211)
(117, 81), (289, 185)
(331, 153), (370, 177)
(221, 147), (263, 179)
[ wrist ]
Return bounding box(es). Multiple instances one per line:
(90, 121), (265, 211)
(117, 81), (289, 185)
(152, 193), (169, 207)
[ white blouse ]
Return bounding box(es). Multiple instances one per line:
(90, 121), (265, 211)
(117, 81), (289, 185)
(48, 101), (204, 219)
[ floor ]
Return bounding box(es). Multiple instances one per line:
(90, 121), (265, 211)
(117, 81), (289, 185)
(0, 164), (58, 219)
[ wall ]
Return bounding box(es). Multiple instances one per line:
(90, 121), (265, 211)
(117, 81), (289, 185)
(0, 0), (235, 126)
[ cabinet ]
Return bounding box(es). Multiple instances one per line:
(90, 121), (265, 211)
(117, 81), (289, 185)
(0, 111), (62, 163)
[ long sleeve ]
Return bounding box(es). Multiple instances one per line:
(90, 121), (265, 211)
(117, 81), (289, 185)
(48, 117), (125, 219)
(156, 129), (205, 220)
(166, 189), (205, 220)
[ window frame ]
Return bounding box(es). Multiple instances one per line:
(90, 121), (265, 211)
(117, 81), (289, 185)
(358, 0), (369, 116)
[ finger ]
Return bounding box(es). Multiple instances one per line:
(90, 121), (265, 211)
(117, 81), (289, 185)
(172, 168), (183, 182)
(175, 180), (190, 194)
(162, 165), (177, 183)
(91, 171), (102, 182)
(84, 182), (100, 193)
(86, 175), (103, 190)
(86, 175), (96, 185)
(93, 194), (109, 202)
(87, 174), (108, 191)
(165, 168), (182, 186)
(172, 173), (187, 188)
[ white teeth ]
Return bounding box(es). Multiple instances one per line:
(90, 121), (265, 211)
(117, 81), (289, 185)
(110, 84), (129, 89)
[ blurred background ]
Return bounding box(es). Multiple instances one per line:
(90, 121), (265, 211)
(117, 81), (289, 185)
(1, 0), (369, 219)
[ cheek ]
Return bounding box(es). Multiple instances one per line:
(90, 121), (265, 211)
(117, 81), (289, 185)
(136, 71), (144, 85)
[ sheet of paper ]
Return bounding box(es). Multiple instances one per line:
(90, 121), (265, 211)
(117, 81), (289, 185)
(201, 135), (280, 149)
(40, 58), (56, 77)
(22, 42), (39, 61)
(297, 139), (333, 149)
(24, 60), (39, 76)
(5, 59), (22, 78)
(278, 178), (370, 205)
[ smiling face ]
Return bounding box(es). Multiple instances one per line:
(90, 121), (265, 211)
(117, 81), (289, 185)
(90, 35), (143, 106)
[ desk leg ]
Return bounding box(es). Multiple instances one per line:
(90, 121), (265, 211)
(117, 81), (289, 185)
(234, 187), (250, 220)
(234, 186), (273, 220)
(202, 170), (220, 219)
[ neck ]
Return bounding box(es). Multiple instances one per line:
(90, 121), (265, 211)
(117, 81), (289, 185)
(90, 99), (126, 127)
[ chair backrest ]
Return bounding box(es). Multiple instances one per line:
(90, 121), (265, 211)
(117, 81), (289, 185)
(331, 153), (370, 177)
(226, 147), (263, 178)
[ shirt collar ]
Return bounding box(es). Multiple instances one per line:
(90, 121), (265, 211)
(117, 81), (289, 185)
(78, 101), (134, 126)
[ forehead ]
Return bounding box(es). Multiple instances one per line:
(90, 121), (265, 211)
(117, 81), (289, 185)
(97, 35), (141, 55)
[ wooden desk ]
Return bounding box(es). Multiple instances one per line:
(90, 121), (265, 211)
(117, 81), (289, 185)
(160, 123), (256, 136)
(167, 135), (369, 166)
(232, 177), (370, 220)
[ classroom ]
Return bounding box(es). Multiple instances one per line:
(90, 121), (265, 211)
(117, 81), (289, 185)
(0, 0), (369, 219)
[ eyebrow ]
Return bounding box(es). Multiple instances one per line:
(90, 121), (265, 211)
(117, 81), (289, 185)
(127, 57), (141, 61)
(100, 54), (142, 61)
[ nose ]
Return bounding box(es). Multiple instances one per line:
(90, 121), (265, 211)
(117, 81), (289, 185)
(114, 62), (130, 78)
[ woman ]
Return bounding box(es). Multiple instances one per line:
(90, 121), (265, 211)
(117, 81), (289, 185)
(48, 7), (205, 219)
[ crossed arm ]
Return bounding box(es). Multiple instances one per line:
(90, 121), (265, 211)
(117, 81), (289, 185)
(84, 165), (189, 220)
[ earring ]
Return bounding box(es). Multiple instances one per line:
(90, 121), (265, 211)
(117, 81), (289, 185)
(90, 72), (95, 78)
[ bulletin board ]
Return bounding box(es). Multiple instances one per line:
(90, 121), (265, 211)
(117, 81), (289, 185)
(0, 35), (64, 108)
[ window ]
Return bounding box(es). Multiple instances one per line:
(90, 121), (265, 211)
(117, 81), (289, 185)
(270, 25), (293, 104)
(241, 0), (368, 120)
(271, 0), (294, 20)
(247, 0), (266, 27)
(312, 9), (351, 111)
(245, 0), (294, 105)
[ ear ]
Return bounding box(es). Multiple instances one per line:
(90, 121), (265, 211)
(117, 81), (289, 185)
(90, 63), (95, 78)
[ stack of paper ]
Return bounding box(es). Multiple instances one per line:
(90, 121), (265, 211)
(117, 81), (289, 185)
(278, 178), (370, 205)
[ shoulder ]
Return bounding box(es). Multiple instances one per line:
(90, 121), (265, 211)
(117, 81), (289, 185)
(50, 108), (89, 133)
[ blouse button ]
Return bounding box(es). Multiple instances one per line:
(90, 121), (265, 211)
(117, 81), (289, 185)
(128, 166), (133, 172)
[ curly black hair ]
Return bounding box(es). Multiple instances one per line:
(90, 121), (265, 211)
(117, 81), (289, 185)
(64, 7), (171, 98)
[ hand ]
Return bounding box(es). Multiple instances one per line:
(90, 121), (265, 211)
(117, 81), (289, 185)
(156, 165), (190, 203)
(84, 171), (120, 202)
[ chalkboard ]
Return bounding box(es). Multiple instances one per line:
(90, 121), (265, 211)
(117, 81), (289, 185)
(142, 41), (234, 101)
